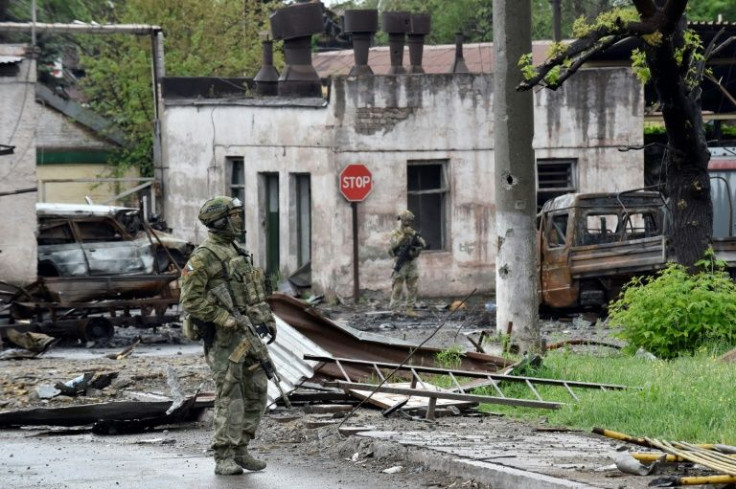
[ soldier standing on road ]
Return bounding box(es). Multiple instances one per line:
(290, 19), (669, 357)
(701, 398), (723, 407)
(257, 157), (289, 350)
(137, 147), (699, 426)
(389, 210), (427, 315)
(179, 196), (277, 476)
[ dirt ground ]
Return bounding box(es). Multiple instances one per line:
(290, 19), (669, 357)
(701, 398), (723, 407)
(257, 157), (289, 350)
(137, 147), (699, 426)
(0, 295), (622, 488)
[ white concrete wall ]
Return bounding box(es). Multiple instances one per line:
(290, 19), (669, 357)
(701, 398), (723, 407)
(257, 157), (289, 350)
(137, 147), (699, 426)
(162, 68), (643, 299)
(0, 45), (37, 285)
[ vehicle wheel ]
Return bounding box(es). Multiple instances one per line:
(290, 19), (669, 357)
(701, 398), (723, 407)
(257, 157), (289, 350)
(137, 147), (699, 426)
(83, 317), (114, 342)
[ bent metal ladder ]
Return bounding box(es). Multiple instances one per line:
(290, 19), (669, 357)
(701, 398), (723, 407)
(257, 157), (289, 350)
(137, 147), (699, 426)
(305, 354), (628, 420)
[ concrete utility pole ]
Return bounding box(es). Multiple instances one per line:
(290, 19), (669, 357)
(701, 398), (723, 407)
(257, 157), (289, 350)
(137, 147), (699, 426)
(492, 0), (541, 352)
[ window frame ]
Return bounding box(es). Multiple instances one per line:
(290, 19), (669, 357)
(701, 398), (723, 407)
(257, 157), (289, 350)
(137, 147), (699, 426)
(407, 159), (450, 251)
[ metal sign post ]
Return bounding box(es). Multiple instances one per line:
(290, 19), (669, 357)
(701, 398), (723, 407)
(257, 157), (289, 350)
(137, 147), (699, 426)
(339, 164), (373, 301)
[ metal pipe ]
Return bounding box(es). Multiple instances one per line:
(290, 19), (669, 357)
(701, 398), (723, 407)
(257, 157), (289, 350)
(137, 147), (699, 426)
(31, 0), (37, 46)
(0, 22), (163, 35)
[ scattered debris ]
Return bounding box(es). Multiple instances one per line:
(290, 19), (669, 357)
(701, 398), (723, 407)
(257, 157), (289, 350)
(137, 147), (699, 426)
(105, 337), (141, 360)
(612, 452), (663, 476)
(382, 465), (404, 474)
(545, 339), (622, 351)
(6, 329), (58, 353)
(55, 372), (94, 396)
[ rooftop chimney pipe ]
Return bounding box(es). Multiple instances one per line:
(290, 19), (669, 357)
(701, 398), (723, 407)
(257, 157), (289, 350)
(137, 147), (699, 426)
(343, 9), (378, 76)
(407, 14), (430, 74)
(449, 32), (470, 74)
(269, 3), (323, 97)
(254, 39), (279, 96)
(381, 11), (410, 75)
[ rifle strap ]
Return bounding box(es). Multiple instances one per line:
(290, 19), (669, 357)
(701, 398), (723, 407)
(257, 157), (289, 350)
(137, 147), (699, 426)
(200, 245), (239, 315)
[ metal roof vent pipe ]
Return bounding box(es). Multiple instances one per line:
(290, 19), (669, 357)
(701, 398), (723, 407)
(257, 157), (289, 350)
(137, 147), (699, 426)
(449, 32), (470, 74)
(269, 2), (323, 97)
(407, 13), (431, 74)
(343, 9), (378, 76)
(381, 11), (410, 75)
(254, 39), (279, 96)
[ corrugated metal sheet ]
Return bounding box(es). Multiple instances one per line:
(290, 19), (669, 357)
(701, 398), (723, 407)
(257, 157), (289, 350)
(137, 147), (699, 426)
(265, 314), (332, 407)
(0, 55), (23, 65)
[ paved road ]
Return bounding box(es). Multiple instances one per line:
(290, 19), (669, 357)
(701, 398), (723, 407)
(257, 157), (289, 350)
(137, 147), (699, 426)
(1, 426), (449, 489)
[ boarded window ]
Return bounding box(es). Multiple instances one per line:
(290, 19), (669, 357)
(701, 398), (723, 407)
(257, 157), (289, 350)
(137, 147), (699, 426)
(537, 158), (577, 210)
(407, 161), (448, 251)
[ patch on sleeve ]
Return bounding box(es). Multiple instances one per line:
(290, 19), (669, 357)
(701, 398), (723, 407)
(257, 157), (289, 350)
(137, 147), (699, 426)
(181, 254), (205, 280)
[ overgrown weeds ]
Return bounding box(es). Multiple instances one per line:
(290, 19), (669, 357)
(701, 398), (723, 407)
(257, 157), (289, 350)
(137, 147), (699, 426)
(479, 349), (736, 443)
(608, 249), (736, 358)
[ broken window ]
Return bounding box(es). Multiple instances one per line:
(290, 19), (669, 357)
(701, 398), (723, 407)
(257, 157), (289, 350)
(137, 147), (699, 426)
(407, 161), (448, 251)
(620, 211), (660, 240)
(537, 158), (577, 210)
(37, 221), (75, 245)
(228, 157), (245, 203)
(546, 213), (568, 248)
(579, 210), (661, 246)
(75, 220), (123, 243)
(228, 157), (246, 242)
(0, 63), (20, 77)
(580, 213), (619, 245)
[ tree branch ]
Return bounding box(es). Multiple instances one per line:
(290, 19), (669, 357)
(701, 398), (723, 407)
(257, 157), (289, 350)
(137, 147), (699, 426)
(517, 18), (653, 91)
(632, 0), (657, 19)
(531, 35), (626, 90)
(662, 0), (688, 32)
(705, 73), (736, 108)
(709, 35), (736, 60)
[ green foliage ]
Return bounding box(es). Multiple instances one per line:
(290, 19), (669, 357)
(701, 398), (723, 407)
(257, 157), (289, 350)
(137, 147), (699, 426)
(608, 250), (736, 359)
(571, 7), (639, 38)
(643, 123), (666, 136)
(543, 65), (561, 85)
(341, 0), (619, 43)
(482, 350), (736, 444)
(518, 53), (535, 81)
(435, 345), (465, 369)
(630, 48), (651, 84)
(76, 0), (279, 175)
(687, 0), (736, 22)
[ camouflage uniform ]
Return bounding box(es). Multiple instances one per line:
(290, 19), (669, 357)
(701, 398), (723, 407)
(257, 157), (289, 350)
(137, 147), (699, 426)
(179, 196), (275, 476)
(389, 210), (426, 311)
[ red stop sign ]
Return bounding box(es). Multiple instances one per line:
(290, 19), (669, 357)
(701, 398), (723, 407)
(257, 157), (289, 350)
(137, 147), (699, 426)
(339, 164), (373, 202)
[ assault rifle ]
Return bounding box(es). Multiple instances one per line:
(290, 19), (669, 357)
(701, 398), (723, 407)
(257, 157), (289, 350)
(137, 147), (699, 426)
(392, 233), (423, 275)
(210, 284), (291, 407)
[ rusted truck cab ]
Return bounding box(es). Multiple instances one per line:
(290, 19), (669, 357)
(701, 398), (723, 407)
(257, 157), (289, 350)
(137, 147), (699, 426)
(538, 191), (668, 310)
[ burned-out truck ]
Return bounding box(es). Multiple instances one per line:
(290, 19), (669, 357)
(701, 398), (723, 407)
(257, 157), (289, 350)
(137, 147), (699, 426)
(537, 190), (736, 310)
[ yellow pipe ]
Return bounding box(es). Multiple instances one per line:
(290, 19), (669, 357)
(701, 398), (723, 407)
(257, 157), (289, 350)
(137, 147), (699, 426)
(651, 474), (736, 486)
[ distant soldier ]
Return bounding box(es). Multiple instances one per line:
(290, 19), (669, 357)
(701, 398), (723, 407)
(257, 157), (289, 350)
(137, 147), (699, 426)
(388, 210), (427, 314)
(179, 196), (276, 476)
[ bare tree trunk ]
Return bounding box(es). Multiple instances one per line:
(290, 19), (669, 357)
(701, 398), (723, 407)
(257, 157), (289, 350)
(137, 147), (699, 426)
(644, 15), (712, 268)
(493, 0), (541, 353)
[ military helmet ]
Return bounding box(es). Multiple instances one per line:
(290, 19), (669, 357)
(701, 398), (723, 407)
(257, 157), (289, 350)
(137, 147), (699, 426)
(198, 196), (243, 229)
(398, 209), (415, 223)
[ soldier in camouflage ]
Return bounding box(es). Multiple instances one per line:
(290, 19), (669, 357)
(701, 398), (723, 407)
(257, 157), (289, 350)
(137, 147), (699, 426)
(179, 196), (277, 476)
(389, 210), (427, 314)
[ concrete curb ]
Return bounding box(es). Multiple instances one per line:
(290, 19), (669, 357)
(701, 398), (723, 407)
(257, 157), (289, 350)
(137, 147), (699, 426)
(356, 437), (601, 489)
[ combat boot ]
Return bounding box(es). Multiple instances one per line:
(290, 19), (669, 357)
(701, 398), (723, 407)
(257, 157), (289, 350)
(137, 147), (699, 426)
(214, 458), (243, 476)
(234, 449), (267, 471)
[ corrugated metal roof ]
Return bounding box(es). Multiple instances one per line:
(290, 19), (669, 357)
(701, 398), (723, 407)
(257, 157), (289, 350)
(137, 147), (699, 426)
(266, 314), (332, 407)
(0, 55), (23, 65)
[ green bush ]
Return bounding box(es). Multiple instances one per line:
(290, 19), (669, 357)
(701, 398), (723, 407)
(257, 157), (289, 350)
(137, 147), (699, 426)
(609, 251), (736, 359)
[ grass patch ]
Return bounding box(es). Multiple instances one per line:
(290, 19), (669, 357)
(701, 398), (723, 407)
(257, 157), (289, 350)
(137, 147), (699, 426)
(478, 349), (736, 444)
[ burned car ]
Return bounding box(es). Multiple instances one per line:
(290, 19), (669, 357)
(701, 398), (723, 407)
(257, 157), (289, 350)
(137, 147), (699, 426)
(31, 203), (194, 304)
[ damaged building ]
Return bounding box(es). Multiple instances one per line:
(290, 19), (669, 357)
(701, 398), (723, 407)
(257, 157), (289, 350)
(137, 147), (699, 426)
(161, 6), (643, 300)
